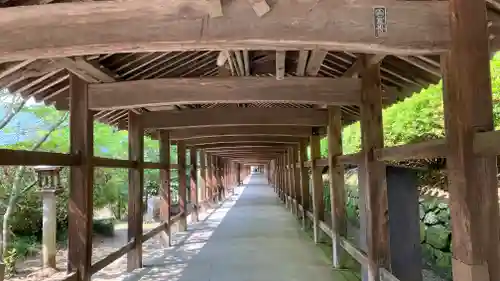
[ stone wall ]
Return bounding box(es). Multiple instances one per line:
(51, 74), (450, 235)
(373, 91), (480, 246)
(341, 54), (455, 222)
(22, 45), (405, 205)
(419, 197), (452, 279)
(342, 168), (452, 280)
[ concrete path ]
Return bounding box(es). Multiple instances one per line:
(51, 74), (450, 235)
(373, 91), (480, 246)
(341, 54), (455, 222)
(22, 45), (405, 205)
(118, 174), (358, 281)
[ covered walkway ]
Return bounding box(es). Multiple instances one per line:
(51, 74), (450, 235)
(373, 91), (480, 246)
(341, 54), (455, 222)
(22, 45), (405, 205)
(117, 174), (358, 281)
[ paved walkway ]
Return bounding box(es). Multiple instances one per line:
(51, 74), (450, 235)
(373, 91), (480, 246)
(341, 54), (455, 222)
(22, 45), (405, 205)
(115, 174), (358, 281)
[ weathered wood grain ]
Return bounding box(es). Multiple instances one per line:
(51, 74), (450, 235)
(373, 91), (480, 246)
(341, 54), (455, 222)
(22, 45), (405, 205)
(87, 77), (362, 110)
(127, 111), (144, 271)
(170, 126), (315, 140)
(359, 56), (389, 280)
(0, 0), (450, 62)
(141, 108), (328, 129)
(442, 0), (500, 277)
(68, 74), (93, 281)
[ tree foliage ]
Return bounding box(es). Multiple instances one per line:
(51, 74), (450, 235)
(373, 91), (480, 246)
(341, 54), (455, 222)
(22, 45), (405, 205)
(320, 54), (500, 157)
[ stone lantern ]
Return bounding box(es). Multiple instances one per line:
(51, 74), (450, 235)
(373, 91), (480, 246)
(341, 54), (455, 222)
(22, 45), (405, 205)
(35, 166), (62, 269)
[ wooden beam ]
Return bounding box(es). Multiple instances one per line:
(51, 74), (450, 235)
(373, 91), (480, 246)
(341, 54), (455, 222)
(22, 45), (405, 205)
(141, 108), (329, 129)
(247, 0), (270, 17)
(0, 149), (79, 166)
(159, 131), (172, 247)
(177, 140), (188, 231)
(87, 77), (362, 110)
(442, 0), (500, 277)
(306, 50), (328, 76)
(0, 1), (451, 62)
(198, 143), (294, 150)
(67, 74), (93, 281)
(359, 56), (390, 280)
(310, 133), (324, 243)
(205, 147), (288, 153)
(327, 106), (348, 267)
(275, 51), (286, 80)
(184, 136), (303, 146)
(127, 111), (144, 271)
(170, 126), (316, 140)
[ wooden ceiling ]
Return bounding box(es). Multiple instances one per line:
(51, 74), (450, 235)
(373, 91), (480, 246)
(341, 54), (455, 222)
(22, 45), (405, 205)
(1, 0), (499, 138)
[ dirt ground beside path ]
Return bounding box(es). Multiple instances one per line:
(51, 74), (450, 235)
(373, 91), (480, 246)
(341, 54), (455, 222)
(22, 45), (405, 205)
(8, 222), (166, 281)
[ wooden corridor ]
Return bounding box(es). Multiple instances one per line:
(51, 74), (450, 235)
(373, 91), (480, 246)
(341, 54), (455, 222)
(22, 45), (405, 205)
(105, 174), (359, 281)
(2, 0), (500, 280)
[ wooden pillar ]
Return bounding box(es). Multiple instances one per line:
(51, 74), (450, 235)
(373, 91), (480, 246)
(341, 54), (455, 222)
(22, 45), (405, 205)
(293, 146), (301, 219)
(200, 150), (206, 203)
(287, 147), (295, 213)
(127, 111), (144, 271)
(310, 133), (324, 243)
(327, 106), (348, 267)
(442, 0), (499, 278)
(280, 155), (285, 202)
(68, 74), (93, 281)
(212, 155), (217, 202)
(299, 139), (309, 229)
(283, 154), (288, 203)
(360, 56), (389, 280)
(159, 131), (171, 247)
(177, 141), (187, 231)
(190, 149), (198, 222)
(236, 162), (241, 185)
(216, 156), (222, 201)
(206, 153), (213, 202)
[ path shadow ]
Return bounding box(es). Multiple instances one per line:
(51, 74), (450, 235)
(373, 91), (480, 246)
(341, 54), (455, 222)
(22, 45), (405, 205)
(92, 178), (251, 281)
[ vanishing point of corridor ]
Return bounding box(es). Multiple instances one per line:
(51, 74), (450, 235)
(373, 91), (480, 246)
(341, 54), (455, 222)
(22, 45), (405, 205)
(119, 174), (358, 281)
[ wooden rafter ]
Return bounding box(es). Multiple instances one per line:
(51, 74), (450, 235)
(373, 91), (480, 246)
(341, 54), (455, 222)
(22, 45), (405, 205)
(0, 0), (451, 62)
(306, 50), (328, 76)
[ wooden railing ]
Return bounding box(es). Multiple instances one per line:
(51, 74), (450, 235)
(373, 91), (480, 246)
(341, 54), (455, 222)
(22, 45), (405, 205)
(295, 201), (400, 281)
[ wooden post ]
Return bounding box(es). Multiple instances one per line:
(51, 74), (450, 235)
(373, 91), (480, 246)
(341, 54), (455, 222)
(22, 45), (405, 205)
(127, 111), (144, 271)
(190, 149), (198, 222)
(68, 74), (93, 281)
(237, 162), (241, 186)
(216, 157), (223, 200)
(206, 153), (213, 202)
(287, 147), (295, 213)
(283, 153), (288, 206)
(293, 146), (301, 219)
(310, 133), (324, 243)
(212, 155), (217, 202)
(178, 140), (188, 231)
(280, 155), (285, 202)
(159, 131), (171, 247)
(299, 139), (309, 229)
(200, 150), (206, 203)
(360, 56), (390, 280)
(442, 0), (499, 278)
(327, 106), (348, 268)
